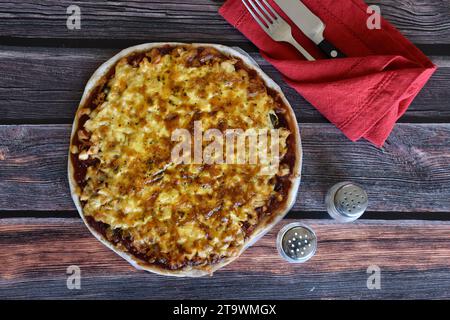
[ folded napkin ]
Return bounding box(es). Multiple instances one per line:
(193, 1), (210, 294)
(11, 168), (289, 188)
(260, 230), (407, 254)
(220, 0), (436, 147)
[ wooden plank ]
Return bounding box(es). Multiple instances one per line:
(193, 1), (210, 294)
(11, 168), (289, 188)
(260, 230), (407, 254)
(0, 218), (449, 299)
(0, 46), (448, 123)
(0, 0), (449, 44)
(1, 123), (450, 213)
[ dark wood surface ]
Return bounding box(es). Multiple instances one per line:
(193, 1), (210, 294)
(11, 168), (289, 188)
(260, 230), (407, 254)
(0, 0), (449, 43)
(1, 123), (450, 213)
(1, 218), (449, 299)
(1, 47), (450, 124)
(0, 0), (450, 299)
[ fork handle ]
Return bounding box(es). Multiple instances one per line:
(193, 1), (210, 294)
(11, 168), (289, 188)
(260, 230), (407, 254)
(288, 38), (315, 61)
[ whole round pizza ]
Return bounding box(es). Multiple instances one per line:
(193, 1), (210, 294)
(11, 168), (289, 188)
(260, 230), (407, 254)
(68, 43), (302, 277)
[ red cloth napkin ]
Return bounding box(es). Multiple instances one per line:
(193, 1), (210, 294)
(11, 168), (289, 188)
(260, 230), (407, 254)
(220, 0), (436, 147)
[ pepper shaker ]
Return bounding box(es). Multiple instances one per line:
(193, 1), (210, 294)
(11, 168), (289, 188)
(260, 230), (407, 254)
(325, 182), (368, 223)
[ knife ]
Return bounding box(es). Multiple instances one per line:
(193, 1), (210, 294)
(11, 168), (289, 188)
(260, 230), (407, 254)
(274, 0), (345, 58)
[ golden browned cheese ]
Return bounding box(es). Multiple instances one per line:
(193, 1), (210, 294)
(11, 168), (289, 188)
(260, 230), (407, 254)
(73, 46), (291, 270)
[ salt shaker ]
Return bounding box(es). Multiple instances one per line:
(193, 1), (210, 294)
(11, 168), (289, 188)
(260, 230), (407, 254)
(277, 223), (317, 263)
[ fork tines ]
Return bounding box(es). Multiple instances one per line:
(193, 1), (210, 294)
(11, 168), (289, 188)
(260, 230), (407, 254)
(242, 0), (281, 28)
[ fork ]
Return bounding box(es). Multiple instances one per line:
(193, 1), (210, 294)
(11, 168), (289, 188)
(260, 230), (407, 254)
(242, 0), (315, 61)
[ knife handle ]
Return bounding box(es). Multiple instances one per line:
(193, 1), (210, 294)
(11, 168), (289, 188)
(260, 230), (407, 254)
(318, 39), (346, 58)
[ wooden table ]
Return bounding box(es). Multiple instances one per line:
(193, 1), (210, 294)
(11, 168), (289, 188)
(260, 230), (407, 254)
(1, 0), (449, 300)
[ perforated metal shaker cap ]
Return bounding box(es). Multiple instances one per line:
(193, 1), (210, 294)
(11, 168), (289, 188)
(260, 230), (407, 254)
(325, 182), (368, 223)
(277, 223), (317, 263)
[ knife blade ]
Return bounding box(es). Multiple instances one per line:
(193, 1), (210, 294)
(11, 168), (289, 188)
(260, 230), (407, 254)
(273, 0), (345, 58)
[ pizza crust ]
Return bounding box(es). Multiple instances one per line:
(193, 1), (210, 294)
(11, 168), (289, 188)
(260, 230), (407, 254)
(68, 42), (302, 277)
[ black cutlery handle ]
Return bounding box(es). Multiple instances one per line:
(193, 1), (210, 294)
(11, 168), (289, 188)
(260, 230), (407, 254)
(318, 39), (346, 58)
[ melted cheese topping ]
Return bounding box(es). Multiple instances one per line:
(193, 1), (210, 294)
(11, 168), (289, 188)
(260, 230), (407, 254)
(73, 46), (291, 270)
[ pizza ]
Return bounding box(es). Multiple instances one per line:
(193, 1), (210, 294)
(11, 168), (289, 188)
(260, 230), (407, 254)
(68, 43), (302, 277)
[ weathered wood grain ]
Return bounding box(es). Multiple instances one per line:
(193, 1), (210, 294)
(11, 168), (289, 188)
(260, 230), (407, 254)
(0, 0), (448, 301)
(0, 46), (448, 123)
(1, 124), (450, 213)
(0, 0), (449, 44)
(0, 218), (449, 299)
